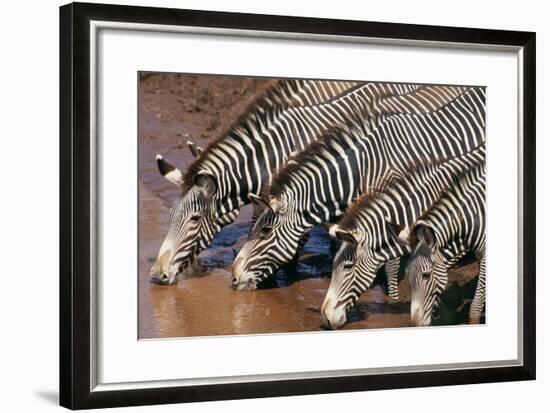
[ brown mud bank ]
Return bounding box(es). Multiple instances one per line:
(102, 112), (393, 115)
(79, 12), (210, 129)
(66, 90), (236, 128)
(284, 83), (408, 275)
(138, 73), (482, 339)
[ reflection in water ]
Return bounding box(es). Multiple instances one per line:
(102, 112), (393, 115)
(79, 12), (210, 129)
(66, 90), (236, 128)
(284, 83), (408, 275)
(139, 180), (478, 339)
(139, 179), (414, 339)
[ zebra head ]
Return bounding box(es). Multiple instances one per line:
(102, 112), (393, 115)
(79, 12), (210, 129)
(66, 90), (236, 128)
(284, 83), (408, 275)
(321, 221), (409, 330)
(150, 155), (220, 285)
(231, 193), (306, 290)
(406, 224), (442, 327)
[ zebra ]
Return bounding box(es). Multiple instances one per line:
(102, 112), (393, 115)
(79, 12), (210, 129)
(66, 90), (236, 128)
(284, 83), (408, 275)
(151, 80), (470, 285)
(231, 86), (486, 292)
(405, 163), (486, 326)
(320, 144), (485, 329)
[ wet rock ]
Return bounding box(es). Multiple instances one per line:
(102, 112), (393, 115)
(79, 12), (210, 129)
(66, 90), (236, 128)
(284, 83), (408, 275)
(199, 246), (235, 268)
(210, 222), (250, 248)
(298, 253), (321, 264)
(437, 262), (482, 324)
(232, 234), (249, 252)
(448, 261), (479, 285)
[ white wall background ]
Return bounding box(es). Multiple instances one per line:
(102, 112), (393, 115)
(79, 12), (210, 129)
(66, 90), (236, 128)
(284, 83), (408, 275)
(0, 0), (545, 411)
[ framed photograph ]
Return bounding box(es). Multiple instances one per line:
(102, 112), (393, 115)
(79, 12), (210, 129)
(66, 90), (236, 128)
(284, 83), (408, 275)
(60, 2), (536, 409)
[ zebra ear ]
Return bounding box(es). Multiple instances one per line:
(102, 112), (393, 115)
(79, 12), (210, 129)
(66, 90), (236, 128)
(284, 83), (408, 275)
(269, 197), (284, 213)
(156, 154), (184, 187)
(187, 141), (204, 158)
(194, 174), (217, 198)
(325, 224), (357, 246)
(414, 224), (436, 248)
(249, 193), (273, 213)
(385, 220), (410, 246)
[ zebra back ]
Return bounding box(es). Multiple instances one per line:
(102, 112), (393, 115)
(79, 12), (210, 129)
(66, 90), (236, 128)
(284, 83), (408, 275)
(269, 87), (486, 226)
(191, 83), (474, 217)
(413, 164), (486, 256)
(232, 87), (486, 290)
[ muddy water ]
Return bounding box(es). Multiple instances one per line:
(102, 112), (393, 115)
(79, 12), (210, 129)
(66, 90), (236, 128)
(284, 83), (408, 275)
(138, 73), (480, 339)
(139, 201), (413, 338)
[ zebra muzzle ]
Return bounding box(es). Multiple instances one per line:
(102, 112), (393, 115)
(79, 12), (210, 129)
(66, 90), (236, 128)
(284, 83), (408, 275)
(320, 299), (347, 330)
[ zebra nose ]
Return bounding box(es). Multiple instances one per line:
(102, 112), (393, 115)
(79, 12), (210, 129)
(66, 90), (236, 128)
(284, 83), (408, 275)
(231, 277), (239, 287)
(151, 272), (170, 285)
(320, 301), (332, 329)
(232, 257), (244, 278)
(321, 316), (333, 330)
(156, 273), (170, 284)
(411, 308), (424, 326)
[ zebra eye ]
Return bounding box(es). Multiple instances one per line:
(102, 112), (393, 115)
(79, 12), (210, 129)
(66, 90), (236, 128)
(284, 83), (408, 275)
(422, 271), (431, 280)
(343, 263), (354, 270)
(189, 215), (201, 222)
(260, 225), (272, 235)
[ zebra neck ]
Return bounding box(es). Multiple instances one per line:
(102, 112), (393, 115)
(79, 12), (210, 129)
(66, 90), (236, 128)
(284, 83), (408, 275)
(180, 81), (324, 188)
(393, 150), (484, 227)
(433, 166), (485, 251)
(189, 80), (369, 214)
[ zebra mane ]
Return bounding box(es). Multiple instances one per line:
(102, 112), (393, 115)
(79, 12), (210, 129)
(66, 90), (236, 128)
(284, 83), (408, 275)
(361, 158), (446, 194)
(268, 93), (375, 198)
(268, 113), (436, 202)
(339, 147), (485, 232)
(337, 190), (386, 232)
(414, 162), (484, 227)
(182, 79), (307, 188)
(336, 166), (416, 233)
(268, 122), (366, 198)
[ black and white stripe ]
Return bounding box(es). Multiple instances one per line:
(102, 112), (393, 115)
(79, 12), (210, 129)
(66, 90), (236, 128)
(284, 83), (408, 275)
(320, 145), (485, 329)
(152, 80), (464, 284)
(150, 79), (360, 284)
(232, 87), (486, 292)
(406, 163), (486, 326)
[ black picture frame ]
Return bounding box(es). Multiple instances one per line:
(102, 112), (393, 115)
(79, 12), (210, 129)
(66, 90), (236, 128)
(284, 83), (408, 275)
(60, 2), (536, 410)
